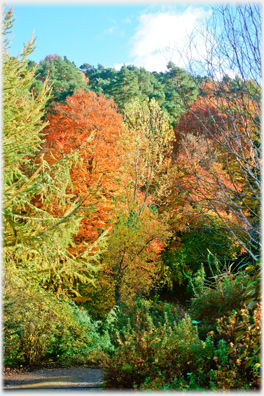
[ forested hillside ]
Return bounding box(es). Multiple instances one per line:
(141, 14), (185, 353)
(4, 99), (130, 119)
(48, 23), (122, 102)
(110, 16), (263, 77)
(3, 5), (261, 390)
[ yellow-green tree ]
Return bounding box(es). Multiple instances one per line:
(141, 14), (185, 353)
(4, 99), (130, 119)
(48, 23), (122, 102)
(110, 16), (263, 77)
(103, 98), (175, 305)
(3, 7), (108, 296)
(122, 98), (175, 207)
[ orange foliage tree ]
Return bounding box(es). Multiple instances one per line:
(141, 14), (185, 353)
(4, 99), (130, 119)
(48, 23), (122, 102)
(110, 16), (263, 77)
(42, 89), (125, 254)
(169, 3), (261, 262)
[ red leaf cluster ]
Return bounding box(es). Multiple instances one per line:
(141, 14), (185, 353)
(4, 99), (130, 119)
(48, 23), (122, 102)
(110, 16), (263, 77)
(43, 90), (125, 252)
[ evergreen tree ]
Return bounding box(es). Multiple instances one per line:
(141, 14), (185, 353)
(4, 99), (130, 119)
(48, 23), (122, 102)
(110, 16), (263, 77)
(83, 62), (197, 124)
(129, 66), (165, 106)
(108, 66), (142, 111)
(85, 66), (117, 97)
(31, 54), (89, 105)
(157, 62), (198, 126)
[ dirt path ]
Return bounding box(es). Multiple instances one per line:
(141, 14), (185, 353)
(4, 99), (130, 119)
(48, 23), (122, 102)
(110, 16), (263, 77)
(3, 367), (105, 391)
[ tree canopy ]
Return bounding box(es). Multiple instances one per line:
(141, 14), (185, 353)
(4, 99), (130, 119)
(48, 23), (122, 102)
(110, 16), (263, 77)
(82, 62), (198, 126)
(30, 54), (89, 105)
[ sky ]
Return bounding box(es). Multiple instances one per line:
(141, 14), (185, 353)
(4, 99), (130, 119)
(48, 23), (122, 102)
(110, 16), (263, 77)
(6, 1), (214, 73)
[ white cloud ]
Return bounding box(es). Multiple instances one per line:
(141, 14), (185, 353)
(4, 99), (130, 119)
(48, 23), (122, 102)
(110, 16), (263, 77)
(113, 62), (127, 71)
(107, 27), (116, 34)
(96, 25), (124, 40)
(129, 7), (212, 72)
(214, 69), (239, 81)
(123, 17), (132, 24)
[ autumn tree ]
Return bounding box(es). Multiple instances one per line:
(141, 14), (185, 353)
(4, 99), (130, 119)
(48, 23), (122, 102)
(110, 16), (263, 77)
(168, 5), (261, 356)
(170, 91), (248, 269)
(42, 96), (174, 310)
(42, 89), (125, 253)
(153, 4), (260, 302)
(172, 4), (261, 262)
(101, 98), (175, 305)
(44, 53), (60, 62)
(122, 98), (175, 206)
(103, 199), (170, 306)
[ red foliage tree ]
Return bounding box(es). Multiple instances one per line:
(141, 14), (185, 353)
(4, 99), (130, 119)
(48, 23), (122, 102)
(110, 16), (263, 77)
(42, 89), (125, 253)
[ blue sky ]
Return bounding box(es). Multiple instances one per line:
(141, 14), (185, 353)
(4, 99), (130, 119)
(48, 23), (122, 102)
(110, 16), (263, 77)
(6, 2), (213, 72)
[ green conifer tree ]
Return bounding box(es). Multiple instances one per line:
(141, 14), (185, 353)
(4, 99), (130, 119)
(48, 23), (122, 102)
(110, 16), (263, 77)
(108, 66), (142, 111)
(3, 7), (108, 295)
(31, 55), (89, 105)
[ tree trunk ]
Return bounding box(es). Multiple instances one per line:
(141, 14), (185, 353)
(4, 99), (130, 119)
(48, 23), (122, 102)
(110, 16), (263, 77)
(114, 272), (121, 306)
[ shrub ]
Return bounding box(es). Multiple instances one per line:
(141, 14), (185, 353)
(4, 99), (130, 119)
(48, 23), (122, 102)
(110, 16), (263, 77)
(112, 296), (186, 336)
(209, 304), (261, 390)
(49, 302), (116, 366)
(102, 295), (260, 391)
(3, 266), (114, 367)
(138, 305), (261, 391)
(102, 299), (214, 389)
(189, 258), (249, 339)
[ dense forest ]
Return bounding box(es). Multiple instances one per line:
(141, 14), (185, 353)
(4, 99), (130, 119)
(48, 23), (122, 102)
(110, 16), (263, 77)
(3, 4), (261, 391)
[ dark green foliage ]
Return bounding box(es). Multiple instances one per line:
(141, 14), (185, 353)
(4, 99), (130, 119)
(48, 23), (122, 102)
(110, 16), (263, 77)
(108, 66), (142, 111)
(235, 260), (261, 365)
(169, 228), (244, 277)
(31, 55), (89, 105)
(102, 299), (214, 389)
(84, 62), (197, 124)
(79, 64), (118, 97)
(159, 228), (245, 307)
(238, 261), (261, 312)
(189, 258), (250, 340)
(156, 61), (198, 125)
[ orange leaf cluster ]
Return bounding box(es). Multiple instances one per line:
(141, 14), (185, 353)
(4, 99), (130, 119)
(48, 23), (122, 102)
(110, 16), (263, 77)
(44, 54), (60, 62)
(42, 89), (125, 252)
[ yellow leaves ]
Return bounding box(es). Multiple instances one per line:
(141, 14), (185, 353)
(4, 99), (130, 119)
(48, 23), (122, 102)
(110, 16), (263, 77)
(102, 196), (171, 303)
(122, 98), (175, 206)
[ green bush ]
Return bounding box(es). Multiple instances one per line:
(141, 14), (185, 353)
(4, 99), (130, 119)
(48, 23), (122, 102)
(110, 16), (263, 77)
(189, 259), (249, 340)
(111, 296), (186, 336)
(48, 302), (116, 366)
(3, 266), (114, 367)
(209, 305), (261, 390)
(101, 294), (260, 391)
(102, 299), (214, 389)
(139, 305), (261, 391)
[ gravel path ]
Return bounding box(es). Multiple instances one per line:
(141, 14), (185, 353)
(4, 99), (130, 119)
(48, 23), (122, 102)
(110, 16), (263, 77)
(3, 367), (105, 391)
